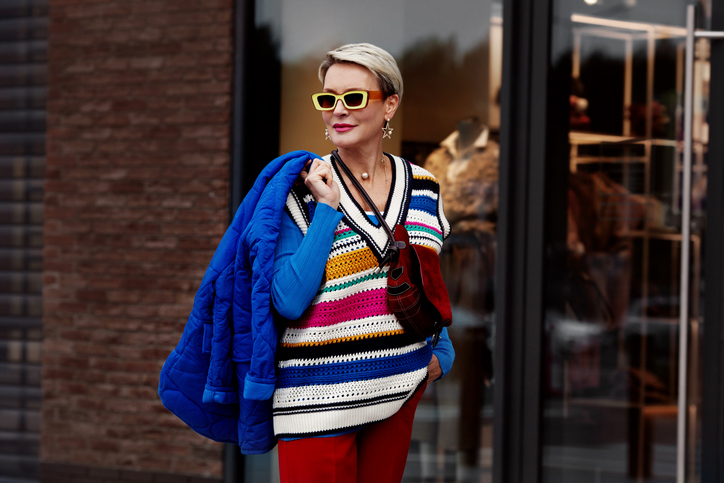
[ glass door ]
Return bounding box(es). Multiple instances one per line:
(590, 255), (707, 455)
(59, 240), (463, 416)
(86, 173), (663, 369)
(540, 1), (718, 482)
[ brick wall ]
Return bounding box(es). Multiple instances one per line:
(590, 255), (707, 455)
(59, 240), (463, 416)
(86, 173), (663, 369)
(41, 0), (234, 478)
(39, 463), (224, 483)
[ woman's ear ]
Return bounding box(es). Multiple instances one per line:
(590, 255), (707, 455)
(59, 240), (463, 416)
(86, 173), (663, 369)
(384, 94), (400, 120)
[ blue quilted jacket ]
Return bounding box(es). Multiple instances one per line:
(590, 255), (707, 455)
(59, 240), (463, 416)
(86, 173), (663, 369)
(158, 151), (318, 455)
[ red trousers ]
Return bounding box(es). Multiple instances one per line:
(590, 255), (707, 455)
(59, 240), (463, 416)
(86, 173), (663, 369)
(277, 382), (427, 483)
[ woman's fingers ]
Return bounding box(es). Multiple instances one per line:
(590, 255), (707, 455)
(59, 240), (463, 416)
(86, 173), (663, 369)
(319, 160), (334, 186)
(299, 160), (313, 180)
(303, 158), (340, 209)
(308, 159), (333, 184)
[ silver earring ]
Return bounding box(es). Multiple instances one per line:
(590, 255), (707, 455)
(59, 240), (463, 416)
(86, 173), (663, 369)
(382, 119), (393, 139)
(325, 128), (330, 140)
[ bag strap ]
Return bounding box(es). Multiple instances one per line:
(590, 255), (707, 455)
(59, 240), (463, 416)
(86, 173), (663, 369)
(330, 150), (403, 265)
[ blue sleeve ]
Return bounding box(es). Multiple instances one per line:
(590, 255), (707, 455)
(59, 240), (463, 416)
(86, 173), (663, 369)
(430, 326), (454, 380)
(271, 203), (344, 320)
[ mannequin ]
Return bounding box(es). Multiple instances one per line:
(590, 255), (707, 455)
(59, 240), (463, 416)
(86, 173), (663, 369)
(415, 118), (498, 477)
(423, 117), (498, 234)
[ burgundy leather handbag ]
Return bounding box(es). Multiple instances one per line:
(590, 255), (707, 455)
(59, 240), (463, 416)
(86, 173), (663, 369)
(331, 150), (452, 345)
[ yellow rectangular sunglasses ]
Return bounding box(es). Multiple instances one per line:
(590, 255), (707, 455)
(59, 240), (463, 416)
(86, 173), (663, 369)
(311, 90), (384, 111)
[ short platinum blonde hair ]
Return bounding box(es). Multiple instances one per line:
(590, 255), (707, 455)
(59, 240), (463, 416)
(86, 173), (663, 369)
(319, 43), (403, 100)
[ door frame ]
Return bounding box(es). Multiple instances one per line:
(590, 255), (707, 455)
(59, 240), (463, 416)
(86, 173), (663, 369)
(701, 2), (724, 481)
(493, 0), (554, 481)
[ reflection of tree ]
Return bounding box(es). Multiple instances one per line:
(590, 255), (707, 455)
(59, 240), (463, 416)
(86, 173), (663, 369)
(400, 37), (489, 143)
(579, 38), (679, 139)
(652, 38), (679, 140)
(580, 51), (625, 135)
(275, 53), (337, 156)
(628, 101), (670, 138)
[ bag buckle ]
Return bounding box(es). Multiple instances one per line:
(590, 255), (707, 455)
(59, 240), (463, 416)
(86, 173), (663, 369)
(377, 243), (402, 272)
(432, 329), (441, 348)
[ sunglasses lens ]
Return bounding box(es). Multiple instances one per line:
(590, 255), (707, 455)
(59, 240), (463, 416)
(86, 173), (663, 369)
(343, 92), (365, 108)
(316, 94), (336, 109)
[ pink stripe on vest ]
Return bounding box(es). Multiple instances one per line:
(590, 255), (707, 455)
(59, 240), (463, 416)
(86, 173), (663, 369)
(289, 288), (390, 329)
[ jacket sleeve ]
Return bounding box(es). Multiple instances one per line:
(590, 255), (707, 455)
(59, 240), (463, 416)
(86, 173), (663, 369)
(202, 262), (237, 404)
(240, 151), (319, 401)
(241, 228), (279, 401)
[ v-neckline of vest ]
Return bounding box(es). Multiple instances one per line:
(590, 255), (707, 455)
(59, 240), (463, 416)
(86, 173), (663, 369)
(329, 152), (411, 262)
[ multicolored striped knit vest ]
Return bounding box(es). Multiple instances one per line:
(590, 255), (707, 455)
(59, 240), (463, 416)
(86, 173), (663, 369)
(272, 153), (451, 438)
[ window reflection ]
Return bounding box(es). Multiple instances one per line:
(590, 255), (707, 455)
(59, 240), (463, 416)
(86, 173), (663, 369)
(416, 117), (497, 482)
(543, 1), (710, 482)
(246, 1), (502, 481)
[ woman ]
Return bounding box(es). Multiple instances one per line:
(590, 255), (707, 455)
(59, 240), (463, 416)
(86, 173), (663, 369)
(270, 43), (454, 482)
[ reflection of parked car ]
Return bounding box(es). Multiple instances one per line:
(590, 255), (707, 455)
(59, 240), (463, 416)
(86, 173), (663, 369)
(450, 306), (495, 349)
(547, 311), (605, 358)
(545, 311), (609, 395)
(547, 291), (681, 403)
(627, 295), (681, 319)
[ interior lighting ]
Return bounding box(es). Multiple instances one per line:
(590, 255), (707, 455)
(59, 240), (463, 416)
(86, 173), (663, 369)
(584, 0), (599, 5)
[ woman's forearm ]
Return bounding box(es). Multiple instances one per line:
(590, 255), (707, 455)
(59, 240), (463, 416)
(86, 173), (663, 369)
(271, 203), (344, 320)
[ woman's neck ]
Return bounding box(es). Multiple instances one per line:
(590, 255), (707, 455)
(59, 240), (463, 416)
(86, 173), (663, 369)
(335, 142), (391, 212)
(336, 145), (385, 181)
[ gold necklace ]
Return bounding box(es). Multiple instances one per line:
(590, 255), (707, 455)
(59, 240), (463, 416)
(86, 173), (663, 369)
(360, 156), (388, 184)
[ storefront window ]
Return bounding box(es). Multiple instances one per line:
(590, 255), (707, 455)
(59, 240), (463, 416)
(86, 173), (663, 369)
(243, 1), (502, 481)
(541, 1), (711, 481)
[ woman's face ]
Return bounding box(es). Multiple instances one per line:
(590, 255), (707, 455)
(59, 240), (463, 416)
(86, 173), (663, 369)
(322, 63), (399, 150)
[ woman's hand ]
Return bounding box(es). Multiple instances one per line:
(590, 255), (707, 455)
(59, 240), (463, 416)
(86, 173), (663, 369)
(428, 354), (442, 381)
(300, 158), (341, 210)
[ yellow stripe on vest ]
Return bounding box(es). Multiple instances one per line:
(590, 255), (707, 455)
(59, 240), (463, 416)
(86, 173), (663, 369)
(325, 247), (379, 281)
(280, 329), (405, 348)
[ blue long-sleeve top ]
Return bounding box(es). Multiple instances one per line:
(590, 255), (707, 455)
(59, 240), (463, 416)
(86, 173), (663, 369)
(271, 202), (454, 378)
